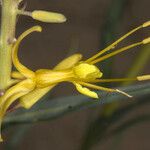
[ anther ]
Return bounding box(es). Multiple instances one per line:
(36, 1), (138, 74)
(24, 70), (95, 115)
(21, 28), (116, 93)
(142, 37), (150, 44)
(142, 21), (150, 27)
(116, 89), (132, 98)
(137, 75), (150, 81)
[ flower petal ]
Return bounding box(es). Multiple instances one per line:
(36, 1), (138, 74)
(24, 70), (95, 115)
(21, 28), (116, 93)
(55, 53), (82, 70)
(19, 86), (55, 109)
(19, 54), (82, 109)
(74, 83), (98, 99)
(0, 79), (35, 106)
(11, 71), (25, 79)
(12, 26), (42, 78)
(73, 63), (103, 79)
(0, 92), (29, 142)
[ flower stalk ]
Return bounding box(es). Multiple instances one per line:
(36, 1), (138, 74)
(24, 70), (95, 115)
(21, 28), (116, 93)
(0, 0), (19, 90)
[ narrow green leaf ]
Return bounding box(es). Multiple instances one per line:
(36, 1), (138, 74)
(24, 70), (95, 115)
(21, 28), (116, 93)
(3, 82), (150, 126)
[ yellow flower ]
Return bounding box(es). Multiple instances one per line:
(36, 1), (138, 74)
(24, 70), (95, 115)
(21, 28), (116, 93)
(0, 21), (150, 141)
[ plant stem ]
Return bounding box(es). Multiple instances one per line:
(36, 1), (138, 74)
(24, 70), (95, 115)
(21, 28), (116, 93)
(0, 0), (19, 90)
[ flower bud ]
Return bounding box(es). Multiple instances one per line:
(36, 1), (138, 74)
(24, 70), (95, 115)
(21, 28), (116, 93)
(32, 10), (66, 23)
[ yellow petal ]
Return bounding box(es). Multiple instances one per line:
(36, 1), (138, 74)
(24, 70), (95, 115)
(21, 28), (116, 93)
(32, 10), (66, 23)
(35, 69), (73, 88)
(19, 54), (82, 109)
(73, 63), (103, 79)
(0, 92), (28, 142)
(54, 53), (82, 70)
(74, 83), (98, 99)
(20, 86), (55, 109)
(11, 71), (25, 79)
(12, 26), (42, 78)
(0, 79), (35, 106)
(0, 79), (35, 141)
(0, 92), (28, 117)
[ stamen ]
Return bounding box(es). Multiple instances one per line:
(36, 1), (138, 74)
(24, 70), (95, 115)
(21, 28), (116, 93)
(137, 75), (150, 81)
(78, 81), (117, 92)
(85, 21), (150, 63)
(78, 81), (132, 98)
(115, 89), (132, 98)
(90, 41), (143, 64)
(142, 37), (150, 44)
(142, 21), (150, 27)
(91, 78), (137, 83)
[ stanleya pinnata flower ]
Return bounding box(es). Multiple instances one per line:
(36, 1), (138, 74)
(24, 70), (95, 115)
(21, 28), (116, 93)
(0, 21), (150, 141)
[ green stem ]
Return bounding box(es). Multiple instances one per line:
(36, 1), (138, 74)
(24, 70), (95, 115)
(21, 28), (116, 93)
(0, 0), (19, 90)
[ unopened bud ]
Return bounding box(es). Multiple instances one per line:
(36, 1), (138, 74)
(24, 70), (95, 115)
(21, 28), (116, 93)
(32, 10), (66, 23)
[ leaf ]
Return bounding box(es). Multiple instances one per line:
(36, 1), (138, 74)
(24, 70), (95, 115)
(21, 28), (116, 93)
(3, 82), (150, 127)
